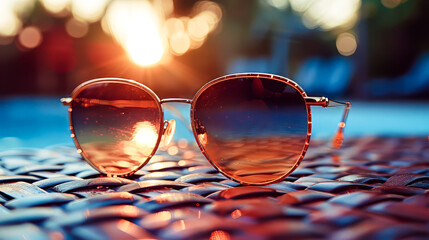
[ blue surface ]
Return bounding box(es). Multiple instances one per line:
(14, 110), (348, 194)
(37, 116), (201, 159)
(0, 97), (428, 151)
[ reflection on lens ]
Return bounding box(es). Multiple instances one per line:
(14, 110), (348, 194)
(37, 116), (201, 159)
(71, 81), (162, 176)
(193, 77), (309, 184)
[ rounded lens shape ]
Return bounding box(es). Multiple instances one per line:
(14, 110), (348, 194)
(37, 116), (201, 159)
(192, 76), (310, 185)
(70, 80), (163, 176)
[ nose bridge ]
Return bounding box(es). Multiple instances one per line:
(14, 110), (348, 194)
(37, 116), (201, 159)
(160, 98), (192, 104)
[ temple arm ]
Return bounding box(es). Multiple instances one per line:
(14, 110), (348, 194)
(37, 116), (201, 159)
(305, 97), (351, 148)
(60, 97), (155, 108)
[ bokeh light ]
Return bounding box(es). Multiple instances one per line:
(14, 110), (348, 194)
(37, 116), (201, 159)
(167, 146), (179, 155)
(0, 5), (22, 37)
(65, 18), (89, 38)
(18, 26), (43, 49)
(156, 0), (175, 18)
(381, 0), (402, 8)
(194, 1), (223, 20)
(290, 0), (361, 30)
(188, 13), (211, 41)
(71, 0), (109, 23)
(0, 0), (33, 39)
(164, 1), (221, 57)
(165, 18), (185, 37)
(40, 0), (70, 15)
(0, 10), (21, 37)
(170, 31), (191, 55)
(267, 0), (289, 10)
(178, 139), (188, 148)
(336, 32), (357, 56)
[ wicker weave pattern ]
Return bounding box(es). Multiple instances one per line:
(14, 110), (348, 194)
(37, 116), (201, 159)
(0, 137), (428, 239)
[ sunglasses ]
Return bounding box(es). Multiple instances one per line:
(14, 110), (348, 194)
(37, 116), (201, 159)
(61, 73), (350, 185)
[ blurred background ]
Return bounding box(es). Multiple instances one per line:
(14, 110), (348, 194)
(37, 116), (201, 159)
(0, 0), (428, 150)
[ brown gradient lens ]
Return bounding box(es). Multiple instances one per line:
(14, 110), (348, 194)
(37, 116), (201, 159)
(70, 80), (163, 176)
(192, 76), (309, 185)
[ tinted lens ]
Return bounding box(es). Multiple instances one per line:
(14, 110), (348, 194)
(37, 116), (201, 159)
(193, 77), (309, 184)
(71, 81), (162, 176)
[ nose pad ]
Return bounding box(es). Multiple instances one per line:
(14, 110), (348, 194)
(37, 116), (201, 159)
(163, 119), (176, 146)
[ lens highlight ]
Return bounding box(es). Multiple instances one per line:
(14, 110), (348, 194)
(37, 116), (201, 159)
(193, 77), (309, 184)
(71, 80), (162, 176)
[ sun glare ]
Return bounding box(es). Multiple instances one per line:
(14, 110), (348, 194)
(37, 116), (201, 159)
(122, 121), (159, 161)
(126, 31), (164, 66)
(3, 0), (222, 64)
(132, 121), (159, 148)
(104, 0), (165, 66)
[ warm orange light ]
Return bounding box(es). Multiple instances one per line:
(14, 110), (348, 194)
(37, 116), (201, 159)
(336, 32), (357, 56)
(132, 121), (158, 148)
(153, 211), (172, 221)
(65, 18), (88, 38)
(100, 0), (222, 64)
(178, 139), (188, 148)
(183, 150), (195, 159)
(123, 121), (159, 161)
(167, 146), (179, 155)
(180, 220), (186, 230)
(164, 18), (185, 37)
(209, 230), (230, 240)
(170, 31), (191, 55)
(127, 35), (164, 66)
(163, 2), (221, 56)
(104, 0), (165, 66)
(187, 14), (210, 41)
(161, 0), (174, 16)
(18, 26), (43, 49)
(48, 231), (64, 240)
(194, 1), (223, 20)
(198, 133), (208, 145)
(231, 209), (242, 219)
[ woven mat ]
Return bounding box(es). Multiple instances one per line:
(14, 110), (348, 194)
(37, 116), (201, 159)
(0, 137), (428, 240)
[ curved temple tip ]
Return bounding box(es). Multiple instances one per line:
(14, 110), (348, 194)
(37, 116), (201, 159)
(332, 102), (351, 149)
(333, 122), (345, 149)
(307, 97), (351, 149)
